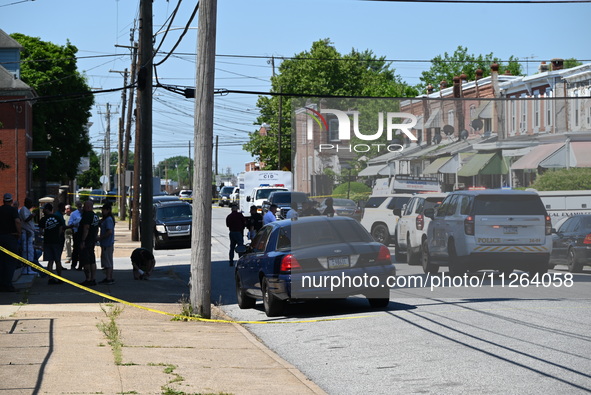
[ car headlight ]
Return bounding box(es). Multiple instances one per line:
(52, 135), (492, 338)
(155, 225), (166, 233)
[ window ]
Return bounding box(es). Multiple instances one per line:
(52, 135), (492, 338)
(473, 195), (546, 216)
(436, 196), (452, 217)
(251, 227), (272, 252)
(328, 118), (340, 142)
(446, 195), (460, 216)
(459, 196), (472, 215)
(365, 197), (387, 209)
(447, 110), (455, 128)
(404, 198), (417, 216)
(387, 197), (411, 210)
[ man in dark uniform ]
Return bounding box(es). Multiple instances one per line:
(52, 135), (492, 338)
(0, 193), (22, 292)
(226, 204), (245, 266)
(78, 200), (100, 286)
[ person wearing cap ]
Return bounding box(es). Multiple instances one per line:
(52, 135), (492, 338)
(18, 197), (36, 275)
(0, 193), (22, 292)
(226, 203), (246, 267)
(39, 203), (66, 284)
(67, 200), (83, 270)
(78, 200), (100, 286)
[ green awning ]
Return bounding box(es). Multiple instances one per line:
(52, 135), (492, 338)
(422, 156), (452, 175)
(457, 153), (508, 177)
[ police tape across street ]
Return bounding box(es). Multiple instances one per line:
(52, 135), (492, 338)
(301, 271), (575, 292)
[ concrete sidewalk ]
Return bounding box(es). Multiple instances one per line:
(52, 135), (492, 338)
(0, 220), (326, 395)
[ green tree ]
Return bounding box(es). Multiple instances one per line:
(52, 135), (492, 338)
(563, 58), (583, 69)
(332, 181), (371, 202)
(418, 46), (522, 93)
(532, 168), (591, 191)
(156, 156), (193, 189)
(244, 39), (418, 170)
(11, 33), (94, 183)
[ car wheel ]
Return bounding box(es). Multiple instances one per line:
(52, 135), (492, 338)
(407, 235), (420, 265)
(153, 234), (162, 250)
(447, 241), (466, 277)
(262, 277), (284, 317)
(371, 224), (390, 245)
(235, 274), (256, 309)
(566, 248), (583, 273)
(421, 239), (439, 275)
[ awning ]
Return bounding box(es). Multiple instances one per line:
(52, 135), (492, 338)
(423, 108), (441, 128)
(476, 101), (493, 119)
(457, 152), (508, 177)
(510, 143), (563, 170)
(540, 141), (591, 168)
(358, 164), (388, 177)
(439, 152), (475, 174)
(422, 156), (452, 174)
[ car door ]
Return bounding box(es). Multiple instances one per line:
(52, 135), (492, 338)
(397, 197), (418, 249)
(238, 226), (273, 296)
(552, 217), (577, 263)
(428, 195), (453, 258)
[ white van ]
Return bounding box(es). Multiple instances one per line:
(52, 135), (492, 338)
(531, 190), (591, 226)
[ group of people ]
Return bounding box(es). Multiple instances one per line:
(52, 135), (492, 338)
(0, 192), (117, 292)
(225, 197), (335, 266)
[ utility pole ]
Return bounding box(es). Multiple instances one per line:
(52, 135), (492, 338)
(191, 0), (217, 319)
(138, 0), (153, 250)
(110, 68), (129, 219)
(215, 135), (218, 175)
(123, 44), (138, 221)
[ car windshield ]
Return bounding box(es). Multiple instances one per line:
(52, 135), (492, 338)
(332, 199), (356, 207)
(272, 193), (308, 204)
(424, 197), (444, 210)
(276, 220), (372, 250)
(256, 188), (285, 200)
(220, 186), (234, 195)
(473, 195), (546, 216)
(156, 205), (192, 220)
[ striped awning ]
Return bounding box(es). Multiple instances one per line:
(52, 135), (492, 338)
(422, 156), (452, 175)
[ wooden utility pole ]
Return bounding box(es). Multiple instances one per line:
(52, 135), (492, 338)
(117, 69), (128, 219)
(138, 0), (153, 250)
(122, 44), (138, 221)
(191, 0), (217, 319)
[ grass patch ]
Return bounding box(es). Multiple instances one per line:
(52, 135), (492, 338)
(97, 303), (124, 365)
(171, 295), (202, 321)
(12, 288), (30, 306)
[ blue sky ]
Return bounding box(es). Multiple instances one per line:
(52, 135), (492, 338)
(2, 0), (590, 177)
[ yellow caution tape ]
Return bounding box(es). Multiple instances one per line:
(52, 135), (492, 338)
(0, 246), (371, 324)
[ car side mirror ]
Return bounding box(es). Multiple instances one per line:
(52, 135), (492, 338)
(235, 245), (247, 257)
(423, 208), (435, 219)
(246, 196), (251, 202)
(551, 228), (557, 234)
(392, 208), (402, 217)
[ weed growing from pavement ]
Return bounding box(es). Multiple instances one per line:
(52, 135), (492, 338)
(97, 303), (124, 365)
(171, 295), (202, 321)
(12, 288), (30, 306)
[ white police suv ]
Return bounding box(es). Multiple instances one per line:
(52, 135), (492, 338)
(421, 189), (552, 276)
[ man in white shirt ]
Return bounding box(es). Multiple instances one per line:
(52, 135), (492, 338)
(286, 202), (299, 220)
(263, 204), (278, 225)
(67, 200), (83, 270)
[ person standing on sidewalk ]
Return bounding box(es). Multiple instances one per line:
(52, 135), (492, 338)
(63, 204), (73, 263)
(39, 203), (65, 284)
(98, 203), (115, 284)
(0, 193), (21, 292)
(226, 204), (245, 267)
(67, 201), (83, 270)
(263, 204), (278, 225)
(78, 200), (100, 286)
(18, 197), (36, 274)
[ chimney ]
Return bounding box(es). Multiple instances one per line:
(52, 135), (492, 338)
(490, 63), (500, 98)
(440, 80), (447, 90)
(426, 84), (434, 94)
(460, 73), (468, 82)
(475, 69), (483, 80)
(538, 61), (550, 73)
(551, 58), (564, 71)
(453, 76), (461, 98)
(504, 70), (512, 76)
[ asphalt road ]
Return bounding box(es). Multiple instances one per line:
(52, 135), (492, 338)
(157, 206), (591, 395)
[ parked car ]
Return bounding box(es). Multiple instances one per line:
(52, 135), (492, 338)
(261, 191), (309, 219)
(88, 189), (107, 204)
(318, 198), (362, 221)
(152, 201), (192, 249)
(360, 194), (413, 245)
(422, 189), (552, 276)
(153, 195), (181, 204)
(179, 189), (193, 202)
(235, 216), (395, 317)
(394, 193), (447, 264)
(230, 187), (240, 206)
(218, 186), (235, 207)
(549, 214), (591, 273)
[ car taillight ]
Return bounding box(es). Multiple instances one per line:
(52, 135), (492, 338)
(280, 254), (301, 272)
(377, 245), (391, 261)
(584, 234), (591, 245)
(464, 215), (475, 235)
(545, 215), (552, 235)
(416, 214), (425, 231)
